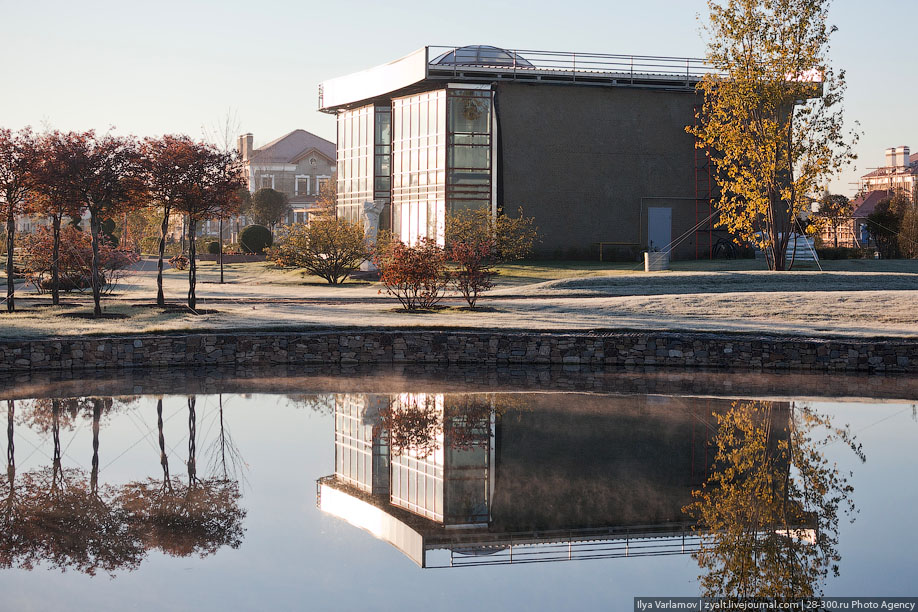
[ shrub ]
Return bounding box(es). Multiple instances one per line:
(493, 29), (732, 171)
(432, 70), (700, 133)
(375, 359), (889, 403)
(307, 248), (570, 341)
(239, 225), (273, 254)
(267, 218), (368, 285)
(206, 241), (221, 255)
(448, 239), (495, 308)
(814, 246), (871, 260)
(446, 207), (539, 263)
(169, 254), (189, 270)
(375, 238), (448, 310)
(21, 226), (139, 294)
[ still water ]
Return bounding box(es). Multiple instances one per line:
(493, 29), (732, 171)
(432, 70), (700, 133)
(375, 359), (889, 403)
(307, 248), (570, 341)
(1, 367), (916, 610)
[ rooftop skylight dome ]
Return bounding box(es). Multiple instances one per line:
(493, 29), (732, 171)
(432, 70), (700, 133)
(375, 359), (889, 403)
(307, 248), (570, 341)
(432, 45), (534, 68)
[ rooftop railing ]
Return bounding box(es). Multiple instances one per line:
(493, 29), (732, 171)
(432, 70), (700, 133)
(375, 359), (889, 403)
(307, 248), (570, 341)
(426, 45), (715, 86)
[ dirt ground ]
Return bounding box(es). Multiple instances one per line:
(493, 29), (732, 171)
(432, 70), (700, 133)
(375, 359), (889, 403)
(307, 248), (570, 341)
(1, 258), (916, 340)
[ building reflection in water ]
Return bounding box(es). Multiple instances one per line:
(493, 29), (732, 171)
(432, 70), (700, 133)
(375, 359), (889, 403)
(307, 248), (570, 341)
(1, 395), (246, 576)
(319, 392), (728, 568)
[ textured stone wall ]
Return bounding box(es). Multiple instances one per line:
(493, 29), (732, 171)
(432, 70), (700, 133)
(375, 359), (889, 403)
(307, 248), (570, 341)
(0, 330), (915, 373)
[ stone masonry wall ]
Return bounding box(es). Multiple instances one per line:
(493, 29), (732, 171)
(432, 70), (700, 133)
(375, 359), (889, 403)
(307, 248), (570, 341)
(0, 330), (915, 373)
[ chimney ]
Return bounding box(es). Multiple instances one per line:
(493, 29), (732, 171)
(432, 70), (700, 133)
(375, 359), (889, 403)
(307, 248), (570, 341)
(896, 145), (910, 169)
(885, 147), (896, 168)
(237, 133), (254, 161)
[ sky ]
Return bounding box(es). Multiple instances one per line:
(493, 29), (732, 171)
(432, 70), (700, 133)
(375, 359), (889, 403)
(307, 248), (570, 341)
(2, 0), (915, 197)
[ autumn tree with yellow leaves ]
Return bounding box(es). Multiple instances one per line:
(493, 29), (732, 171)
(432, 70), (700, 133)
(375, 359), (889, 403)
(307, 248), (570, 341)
(690, 0), (858, 270)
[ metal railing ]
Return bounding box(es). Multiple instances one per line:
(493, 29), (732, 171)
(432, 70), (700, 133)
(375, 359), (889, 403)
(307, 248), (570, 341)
(427, 46), (715, 86)
(427, 522), (702, 568)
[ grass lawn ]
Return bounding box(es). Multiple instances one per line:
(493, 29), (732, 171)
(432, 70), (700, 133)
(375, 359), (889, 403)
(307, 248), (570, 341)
(0, 256), (916, 340)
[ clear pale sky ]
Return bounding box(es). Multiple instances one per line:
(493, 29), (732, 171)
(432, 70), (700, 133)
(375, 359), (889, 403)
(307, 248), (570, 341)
(2, 0), (914, 197)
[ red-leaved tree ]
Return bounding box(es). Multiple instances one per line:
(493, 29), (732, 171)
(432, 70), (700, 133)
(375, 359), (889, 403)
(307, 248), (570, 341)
(173, 144), (245, 310)
(61, 132), (146, 317)
(142, 135), (199, 307)
(0, 128), (39, 313)
(33, 131), (88, 305)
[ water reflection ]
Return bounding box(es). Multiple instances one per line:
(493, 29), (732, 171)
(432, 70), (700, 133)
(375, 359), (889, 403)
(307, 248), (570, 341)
(319, 392), (729, 567)
(318, 393), (865, 582)
(687, 400), (864, 598)
(1, 396), (246, 575)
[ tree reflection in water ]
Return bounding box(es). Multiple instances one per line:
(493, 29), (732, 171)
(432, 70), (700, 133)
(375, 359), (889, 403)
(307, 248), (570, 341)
(0, 395), (246, 575)
(119, 395), (245, 558)
(687, 400), (865, 598)
(374, 393), (517, 458)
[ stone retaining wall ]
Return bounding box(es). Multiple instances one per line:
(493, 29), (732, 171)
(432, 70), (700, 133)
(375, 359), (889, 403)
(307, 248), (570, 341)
(0, 330), (915, 373)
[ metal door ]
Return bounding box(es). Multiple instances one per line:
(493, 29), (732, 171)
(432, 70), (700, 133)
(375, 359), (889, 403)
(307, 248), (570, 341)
(648, 207), (672, 253)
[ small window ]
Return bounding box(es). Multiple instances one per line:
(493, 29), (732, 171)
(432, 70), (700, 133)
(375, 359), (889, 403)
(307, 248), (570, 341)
(295, 175), (310, 196)
(260, 175), (274, 189)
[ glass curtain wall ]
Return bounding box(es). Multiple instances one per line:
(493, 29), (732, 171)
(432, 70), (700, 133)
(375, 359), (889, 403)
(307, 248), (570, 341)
(390, 393), (446, 522)
(336, 105), (374, 224)
(374, 106), (392, 230)
(447, 88), (492, 215)
(391, 90), (447, 245)
(334, 394), (390, 496)
(391, 87), (492, 246)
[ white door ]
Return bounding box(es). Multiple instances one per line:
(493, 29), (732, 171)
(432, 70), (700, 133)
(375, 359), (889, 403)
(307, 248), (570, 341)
(648, 207), (672, 253)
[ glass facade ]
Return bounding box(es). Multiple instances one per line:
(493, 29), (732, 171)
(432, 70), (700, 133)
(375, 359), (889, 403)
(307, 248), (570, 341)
(391, 90), (447, 246)
(334, 394), (390, 496)
(389, 393), (445, 522)
(331, 392), (492, 527)
(373, 106), (391, 231)
(446, 88), (492, 215)
(337, 87), (492, 245)
(336, 105), (374, 225)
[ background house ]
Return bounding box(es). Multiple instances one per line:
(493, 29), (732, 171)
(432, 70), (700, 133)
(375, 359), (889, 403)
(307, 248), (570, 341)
(858, 146), (917, 199)
(237, 129), (336, 224)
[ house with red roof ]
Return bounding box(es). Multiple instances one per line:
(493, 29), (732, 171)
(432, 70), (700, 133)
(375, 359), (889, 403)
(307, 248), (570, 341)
(237, 129), (336, 224)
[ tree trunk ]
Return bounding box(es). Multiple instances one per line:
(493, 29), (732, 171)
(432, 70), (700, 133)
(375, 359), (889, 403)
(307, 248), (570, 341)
(157, 398), (172, 491)
(156, 207), (170, 307)
(89, 212), (103, 317)
(187, 217), (197, 310)
(6, 400), (14, 479)
(187, 396), (197, 485)
(834, 224), (838, 249)
(6, 210), (15, 313)
(90, 398), (101, 496)
(51, 398), (62, 493)
(51, 215), (61, 305)
(218, 394), (227, 479)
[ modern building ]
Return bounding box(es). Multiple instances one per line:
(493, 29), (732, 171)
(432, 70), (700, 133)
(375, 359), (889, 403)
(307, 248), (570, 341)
(237, 129), (336, 224)
(858, 146), (918, 200)
(319, 45), (721, 259)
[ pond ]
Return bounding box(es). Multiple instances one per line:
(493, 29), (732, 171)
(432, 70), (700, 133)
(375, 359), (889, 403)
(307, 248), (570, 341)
(1, 366), (916, 610)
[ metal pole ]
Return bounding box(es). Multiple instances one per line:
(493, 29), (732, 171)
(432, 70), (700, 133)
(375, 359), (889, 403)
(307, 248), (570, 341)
(219, 218), (224, 284)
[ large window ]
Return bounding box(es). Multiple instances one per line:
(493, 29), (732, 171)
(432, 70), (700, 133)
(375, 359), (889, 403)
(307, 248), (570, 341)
(336, 105), (374, 225)
(391, 90), (447, 245)
(334, 394), (389, 496)
(391, 88), (492, 246)
(447, 88), (492, 214)
(374, 106), (392, 230)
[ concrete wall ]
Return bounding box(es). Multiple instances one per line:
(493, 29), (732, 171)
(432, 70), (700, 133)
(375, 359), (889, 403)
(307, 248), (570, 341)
(495, 83), (702, 259)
